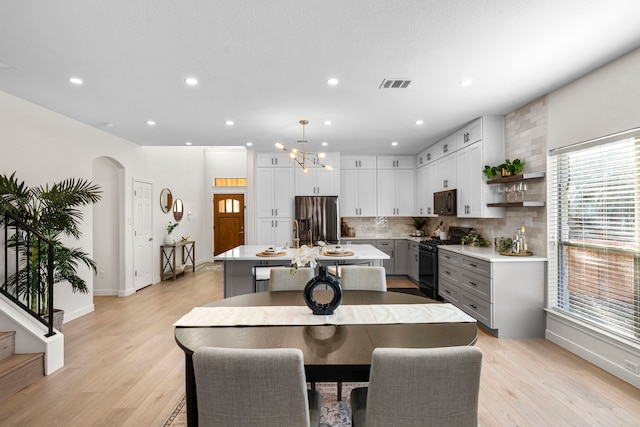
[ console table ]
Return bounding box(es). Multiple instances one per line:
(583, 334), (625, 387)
(161, 240), (196, 281)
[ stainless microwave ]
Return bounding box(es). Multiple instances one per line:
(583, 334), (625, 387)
(434, 189), (457, 216)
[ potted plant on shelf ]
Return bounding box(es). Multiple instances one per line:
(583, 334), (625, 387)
(0, 172), (101, 331)
(483, 158), (525, 178)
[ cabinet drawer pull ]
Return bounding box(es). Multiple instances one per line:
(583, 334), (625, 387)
(469, 263), (477, 268)
(469, 303), (478, 310)
(444, 289), (451, 294)
(444, 270), (451, 275)
(470, 281), (477, 287)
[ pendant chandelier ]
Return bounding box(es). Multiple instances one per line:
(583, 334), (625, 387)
(275, 120), (333, 172)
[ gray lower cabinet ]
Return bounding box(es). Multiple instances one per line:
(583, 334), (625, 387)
(407, 241), (419, 282)
(376, 240), (394, 274)
(438, 248), (546, 338)
(394, 240), (407, 275)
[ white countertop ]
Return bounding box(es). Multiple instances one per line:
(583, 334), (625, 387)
(341, 235), (425, 242)
(214, 244), (390, 262)
(438, 245), (548, 262)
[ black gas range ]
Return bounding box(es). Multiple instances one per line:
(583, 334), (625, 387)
(418, 226), (472, 300)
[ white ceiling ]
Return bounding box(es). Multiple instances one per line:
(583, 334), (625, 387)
(1, 1), (640, 155)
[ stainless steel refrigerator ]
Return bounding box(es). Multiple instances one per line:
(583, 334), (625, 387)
(294, 196), (339, 245)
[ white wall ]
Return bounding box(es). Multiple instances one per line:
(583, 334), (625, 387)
(548, 47), (640, 150)
(0, 90), (144, 320)
(141, 147), (208, 282)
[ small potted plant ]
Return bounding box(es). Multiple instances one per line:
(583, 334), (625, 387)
(412, 217), (427, 236)
(165, 221), (179, 244)
(499, 159), (525, 176)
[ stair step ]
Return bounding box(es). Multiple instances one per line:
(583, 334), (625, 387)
(0, 331), (16, 361)
(0, 352), (45, 401)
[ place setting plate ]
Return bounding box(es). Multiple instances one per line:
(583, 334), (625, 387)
(256, 247), (287, 257)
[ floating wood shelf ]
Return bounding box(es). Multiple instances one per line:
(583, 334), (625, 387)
(487, 201), (545, 207)
(486, 172), (545, 184)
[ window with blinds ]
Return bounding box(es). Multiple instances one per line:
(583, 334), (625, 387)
(548, 128), (640, 343)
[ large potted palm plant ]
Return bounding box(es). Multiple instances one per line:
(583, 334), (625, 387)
(0, 172), (101, 331)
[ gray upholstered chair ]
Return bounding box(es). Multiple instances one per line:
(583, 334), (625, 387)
(339, 266), (387, 291)
(350, 346), (483, 427)
(193, 347), (321, 427)
(333, 265), (387, 400)
(268, 266), (314, 291)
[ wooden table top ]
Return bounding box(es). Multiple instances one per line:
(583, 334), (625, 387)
(174, 290), (478, 372)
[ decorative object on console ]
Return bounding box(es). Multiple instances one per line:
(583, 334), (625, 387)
(275, 120), (334, 172)
(165, 221), (179, 245)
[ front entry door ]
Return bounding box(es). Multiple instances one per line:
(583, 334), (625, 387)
(213, 194), (244, 255)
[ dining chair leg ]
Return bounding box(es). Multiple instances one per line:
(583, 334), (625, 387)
(310, 382), (316, 390)
(337, 381), (342, 401)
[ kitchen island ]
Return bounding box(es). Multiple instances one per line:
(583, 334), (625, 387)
(214, 244), (390, 297)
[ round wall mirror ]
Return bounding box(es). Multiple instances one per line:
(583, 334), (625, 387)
(173, 198), (184, 222)
(160, 188), (173, 213)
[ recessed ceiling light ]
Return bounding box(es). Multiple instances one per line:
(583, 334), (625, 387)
(225, 120), (234, 126)
(324, 120), (332, 125)
(146, 120), (156, 126)
(185, 141), (192, 146)
(68, 77), (83, 85)
(416, 120), (424, 125)
(459, 79), (472, 87)
(103, 122), (115, 128)
(322, 142), (328, 146)
(327, 78), (339, 86)
(246, 142), (253, 147)
(391, 141), (398, 147)
(185, 77), (198, 86)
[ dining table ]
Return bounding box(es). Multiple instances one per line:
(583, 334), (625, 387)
(174, 290), (478, 426)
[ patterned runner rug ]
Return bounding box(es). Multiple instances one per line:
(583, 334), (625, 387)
(163, 382), (366, 427)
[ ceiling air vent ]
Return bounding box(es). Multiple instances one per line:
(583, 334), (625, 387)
(379, 79), (412, 89)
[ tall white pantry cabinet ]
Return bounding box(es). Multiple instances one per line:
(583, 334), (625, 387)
(256, 153), (294, 246)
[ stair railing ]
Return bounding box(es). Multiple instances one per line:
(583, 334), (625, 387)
(1, 212), (56, 337)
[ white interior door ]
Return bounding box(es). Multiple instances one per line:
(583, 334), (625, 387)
(133, 179), (153, 290)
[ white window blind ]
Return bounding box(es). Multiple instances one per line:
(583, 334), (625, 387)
(548, 128), (640, 343)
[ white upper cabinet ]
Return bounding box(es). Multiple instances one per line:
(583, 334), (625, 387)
(416, 166), (433, 216)
(294, 152), (340, 196)
(256, 152), (293, 168)
(341, 168), (377, 216)
(433, 154), (457, 192)
(456, 116), (505, 218)
(456, 118), (482, 147)
(341, 155), (377, 169)
(256, 165), (294, 218)
(378, 168), (415, 216)
(377, 155), (415, 170)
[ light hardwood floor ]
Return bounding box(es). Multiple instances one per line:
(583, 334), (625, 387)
(0, 269), (638, 426)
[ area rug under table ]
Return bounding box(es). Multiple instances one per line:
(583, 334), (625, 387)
(163, 382), (366, 427)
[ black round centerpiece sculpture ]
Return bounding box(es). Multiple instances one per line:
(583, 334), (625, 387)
(303, 266), (343, 315)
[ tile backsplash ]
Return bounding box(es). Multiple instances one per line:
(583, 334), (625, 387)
(341, 216), (416, 238)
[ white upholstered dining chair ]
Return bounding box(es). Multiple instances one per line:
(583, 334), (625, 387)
(193, 346), (321, 427)
(339, 266), (387, 291)
(350, 346), (483, 427)
(268, 266), (314, 291)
